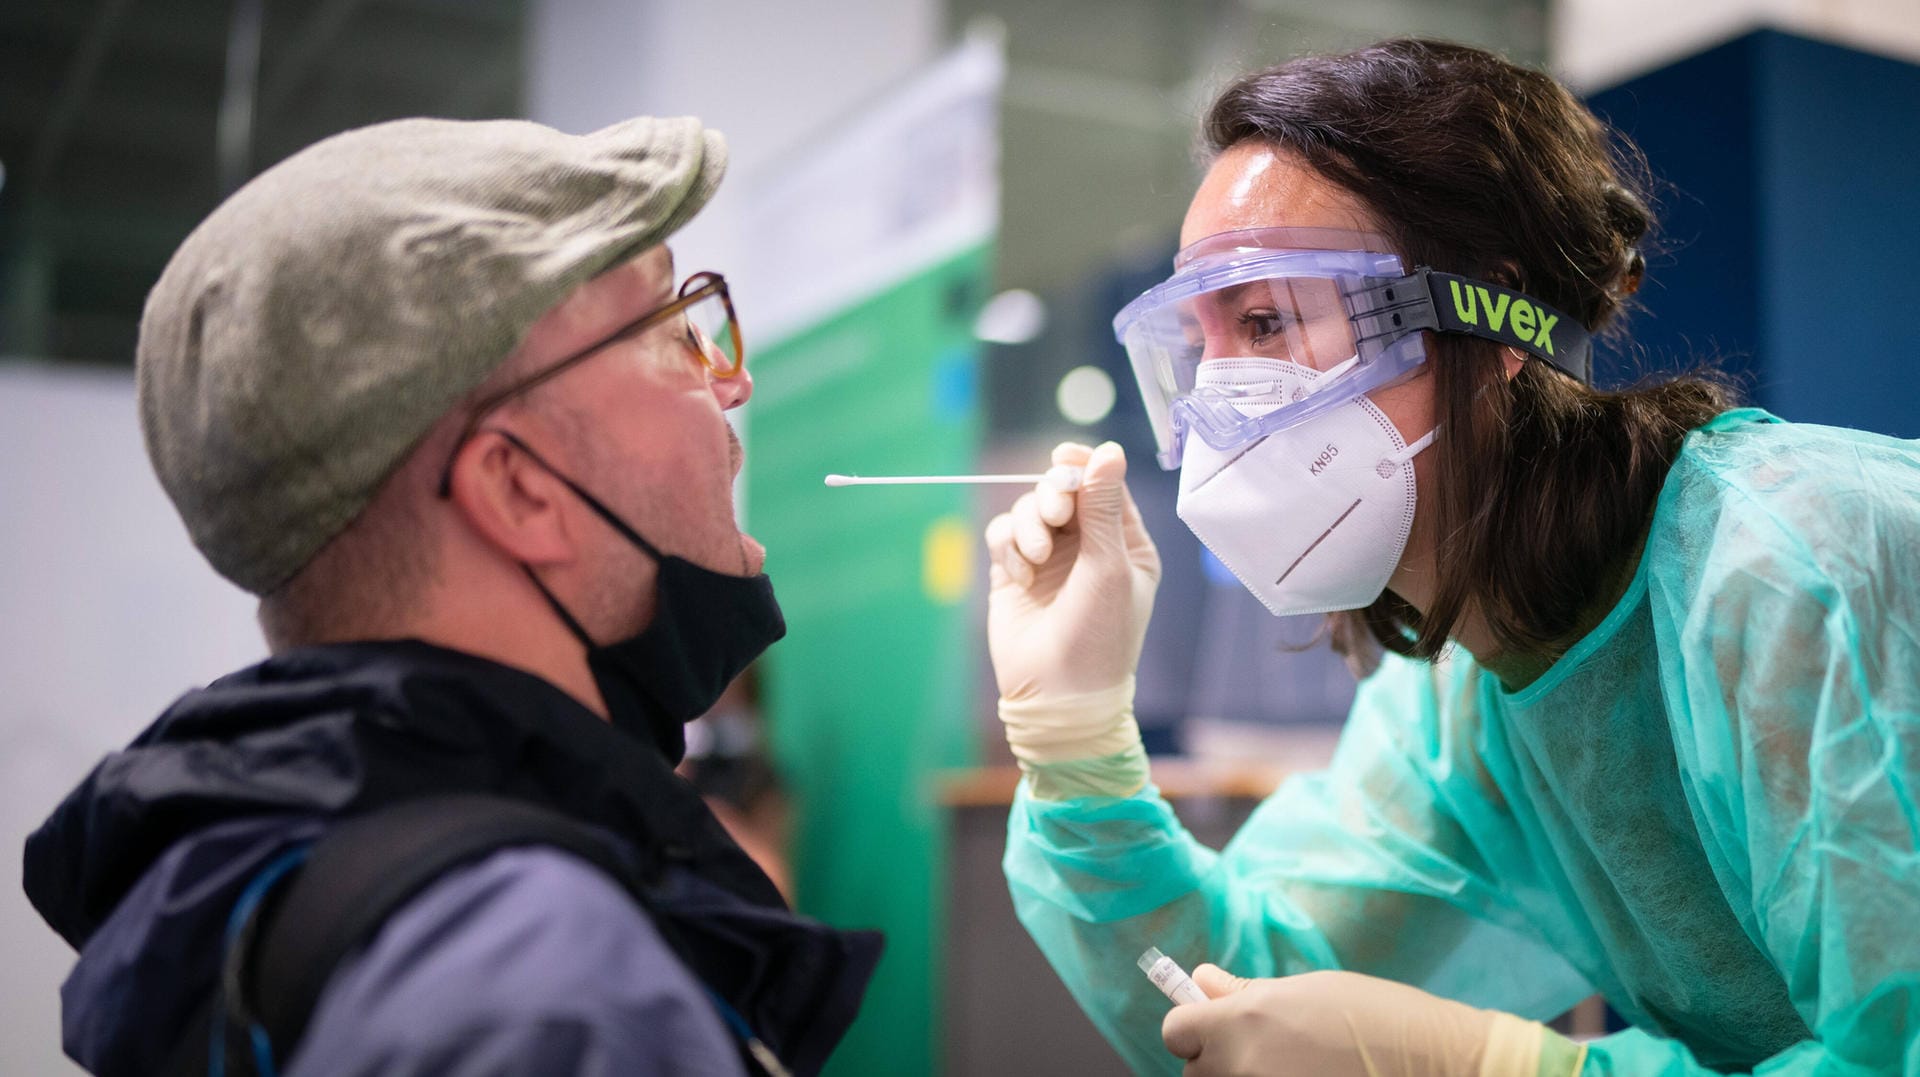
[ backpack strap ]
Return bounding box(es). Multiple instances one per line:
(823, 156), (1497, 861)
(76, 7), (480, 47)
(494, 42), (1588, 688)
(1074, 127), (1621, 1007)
(166, 794), (653, 1077)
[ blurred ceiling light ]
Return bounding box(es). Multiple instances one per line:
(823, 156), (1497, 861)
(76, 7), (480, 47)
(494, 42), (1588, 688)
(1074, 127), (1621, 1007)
(974, 288), (1047, 345)
(1057, 365), (1116, 426)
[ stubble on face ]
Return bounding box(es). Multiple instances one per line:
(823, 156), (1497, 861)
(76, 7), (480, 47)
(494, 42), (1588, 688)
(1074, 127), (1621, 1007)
(578, 425), (759, 637)
(552, 377), (761, 643)
(532, 399), (660, 639)
(532, 248), (768, 639)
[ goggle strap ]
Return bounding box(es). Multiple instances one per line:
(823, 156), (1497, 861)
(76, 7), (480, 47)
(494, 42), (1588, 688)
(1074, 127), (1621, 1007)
(1352, 270), (1593, 385)
(1422, 270), (1592, 383)
(1349, 277), (1442, 345)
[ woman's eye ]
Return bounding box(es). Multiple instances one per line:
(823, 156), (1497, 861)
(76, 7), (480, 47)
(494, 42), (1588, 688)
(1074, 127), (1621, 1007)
(1238, 310), (1289, 341)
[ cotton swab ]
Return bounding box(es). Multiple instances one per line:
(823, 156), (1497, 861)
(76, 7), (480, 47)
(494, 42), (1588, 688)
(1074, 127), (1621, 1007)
(824, 466), (1084, 491)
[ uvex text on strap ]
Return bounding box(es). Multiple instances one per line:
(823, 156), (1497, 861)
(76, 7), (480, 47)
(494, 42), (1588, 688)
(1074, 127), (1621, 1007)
(1348, 269), (1593, 386)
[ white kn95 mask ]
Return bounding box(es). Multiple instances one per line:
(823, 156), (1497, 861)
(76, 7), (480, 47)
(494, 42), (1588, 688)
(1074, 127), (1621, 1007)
(1176, 356), (1437, 617)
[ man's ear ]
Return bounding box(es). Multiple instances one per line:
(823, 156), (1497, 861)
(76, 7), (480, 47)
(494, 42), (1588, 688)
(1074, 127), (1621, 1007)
(444, 430), (578, 566)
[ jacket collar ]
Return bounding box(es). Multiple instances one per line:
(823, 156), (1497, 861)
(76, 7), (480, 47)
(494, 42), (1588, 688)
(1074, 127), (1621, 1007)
(26, 639), (785, 948)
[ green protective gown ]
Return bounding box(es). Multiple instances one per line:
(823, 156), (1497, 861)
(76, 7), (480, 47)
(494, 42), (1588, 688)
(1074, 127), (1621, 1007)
(1004, 409), (1920, 1075)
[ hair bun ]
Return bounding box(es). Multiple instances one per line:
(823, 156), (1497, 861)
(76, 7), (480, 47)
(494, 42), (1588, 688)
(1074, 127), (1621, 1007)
(1601, 183), (1651, 245)
(1618, 247), (1645, 297)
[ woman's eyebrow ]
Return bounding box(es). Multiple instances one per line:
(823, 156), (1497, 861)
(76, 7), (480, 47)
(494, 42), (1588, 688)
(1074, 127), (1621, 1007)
(1208, 281), (1273, 308)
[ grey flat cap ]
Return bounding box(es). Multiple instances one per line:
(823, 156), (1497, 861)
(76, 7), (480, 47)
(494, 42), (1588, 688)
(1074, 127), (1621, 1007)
(138, 115), (726, 594)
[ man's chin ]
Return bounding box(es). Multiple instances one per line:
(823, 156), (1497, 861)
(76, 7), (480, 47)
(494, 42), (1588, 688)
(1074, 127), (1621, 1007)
(738, 533), (767, 575)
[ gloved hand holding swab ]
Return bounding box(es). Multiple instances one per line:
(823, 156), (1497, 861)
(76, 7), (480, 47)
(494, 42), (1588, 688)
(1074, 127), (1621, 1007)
(824, 466), (1084, 491)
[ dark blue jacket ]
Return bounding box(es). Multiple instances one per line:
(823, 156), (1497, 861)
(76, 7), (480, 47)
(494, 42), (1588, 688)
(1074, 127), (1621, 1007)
(23, 641), (880, 1075)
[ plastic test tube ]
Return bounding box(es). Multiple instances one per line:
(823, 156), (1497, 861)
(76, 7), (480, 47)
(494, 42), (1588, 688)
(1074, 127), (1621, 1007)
(1138, 946), (1210, 1006)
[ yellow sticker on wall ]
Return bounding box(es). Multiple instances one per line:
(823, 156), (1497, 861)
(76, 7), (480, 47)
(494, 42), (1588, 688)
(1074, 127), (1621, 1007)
(921, 516), (974, 604)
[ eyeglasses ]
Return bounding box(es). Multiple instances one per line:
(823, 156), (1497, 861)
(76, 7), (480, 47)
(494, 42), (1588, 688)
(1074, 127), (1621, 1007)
(667, 270), (744, 379)
(474, 271), (743, 418)
(437, 271), (742, 496)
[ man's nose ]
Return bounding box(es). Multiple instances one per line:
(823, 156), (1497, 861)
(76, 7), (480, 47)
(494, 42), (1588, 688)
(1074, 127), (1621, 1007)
(713, 366), (753, 410)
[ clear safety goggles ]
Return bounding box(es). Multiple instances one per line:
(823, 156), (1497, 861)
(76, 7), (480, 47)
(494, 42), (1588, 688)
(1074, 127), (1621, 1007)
(1113, 227), (1592, 468)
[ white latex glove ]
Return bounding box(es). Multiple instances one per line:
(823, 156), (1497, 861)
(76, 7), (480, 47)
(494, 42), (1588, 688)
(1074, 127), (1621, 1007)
(984, 442), (1161, 787)
(1161, 966), (1585, 1077)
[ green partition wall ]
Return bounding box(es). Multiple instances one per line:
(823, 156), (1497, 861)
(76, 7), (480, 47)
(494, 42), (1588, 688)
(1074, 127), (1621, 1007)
(745, 243), (991, 1076)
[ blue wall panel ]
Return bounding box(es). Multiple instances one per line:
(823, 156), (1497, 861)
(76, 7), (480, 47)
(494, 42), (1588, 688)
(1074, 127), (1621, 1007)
(1590, 37), (1763, 394)
(1755, 33), (1920, 437)
(1590, 30), (1920, 438)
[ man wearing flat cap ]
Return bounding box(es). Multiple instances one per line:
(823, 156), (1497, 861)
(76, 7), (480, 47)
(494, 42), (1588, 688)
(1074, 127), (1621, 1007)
(22, 116), (877, 1076)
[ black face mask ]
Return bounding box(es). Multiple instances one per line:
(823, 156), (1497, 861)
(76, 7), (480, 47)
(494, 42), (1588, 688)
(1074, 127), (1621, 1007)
(495, 431), (786, 764)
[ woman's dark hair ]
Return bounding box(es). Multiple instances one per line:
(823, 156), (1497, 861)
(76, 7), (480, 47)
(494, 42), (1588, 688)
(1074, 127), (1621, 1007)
(1203, 38), (1736, 665)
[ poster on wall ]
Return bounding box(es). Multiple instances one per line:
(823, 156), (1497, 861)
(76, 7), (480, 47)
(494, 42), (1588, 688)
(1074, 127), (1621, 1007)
(737, 35), (1003, 1077)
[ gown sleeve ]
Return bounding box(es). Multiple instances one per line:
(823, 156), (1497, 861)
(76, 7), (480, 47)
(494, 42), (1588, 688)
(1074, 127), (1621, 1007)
(1004, 652), (1593, 1074)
